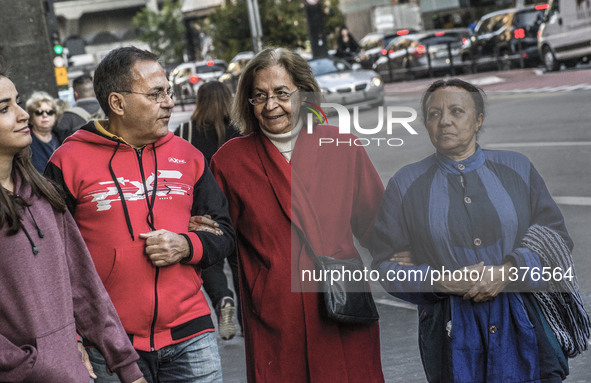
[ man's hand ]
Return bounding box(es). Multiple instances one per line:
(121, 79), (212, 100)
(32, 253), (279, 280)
(77, 342), (97, 380)
(132, 378), (148, 383)
(139, 230), (191, 267)
(188, 215), (223, 236)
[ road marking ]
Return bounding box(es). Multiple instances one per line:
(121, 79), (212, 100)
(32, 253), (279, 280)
(375, 297), (417, 311)
(486, 142), (591, 148)
(489, 84), (591, 94)
(471, 76), (505, 86)
(554, 197), (591, 206)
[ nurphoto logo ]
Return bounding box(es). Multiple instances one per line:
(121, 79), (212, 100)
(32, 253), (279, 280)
(304, 101), (419, 148)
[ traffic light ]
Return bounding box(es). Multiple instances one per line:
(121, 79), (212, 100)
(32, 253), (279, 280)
(53, 43), (64, 55)
(50, 32), (68, 86)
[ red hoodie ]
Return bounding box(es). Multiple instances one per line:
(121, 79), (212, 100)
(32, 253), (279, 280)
(46, 121), (235, 352)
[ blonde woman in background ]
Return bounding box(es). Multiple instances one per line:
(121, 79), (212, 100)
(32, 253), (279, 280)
(26, 91), (60, 172)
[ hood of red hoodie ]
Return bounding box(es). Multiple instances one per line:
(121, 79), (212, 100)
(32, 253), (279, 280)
(63, 120), (175, 150)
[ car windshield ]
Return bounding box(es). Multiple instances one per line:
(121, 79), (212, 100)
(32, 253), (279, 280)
(514, 10), (542, 27)
(360, 35), (383, 50)
(309, 58), (351, 76)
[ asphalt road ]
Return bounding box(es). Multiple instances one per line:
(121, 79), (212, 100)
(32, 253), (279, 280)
(172, 66), (591, 382)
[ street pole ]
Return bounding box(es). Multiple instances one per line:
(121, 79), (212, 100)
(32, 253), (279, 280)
(304, 0), (328, 59)
(146, 0), (158, 12)
(0, 0), (59, 98)
(246, 0), (263, 53)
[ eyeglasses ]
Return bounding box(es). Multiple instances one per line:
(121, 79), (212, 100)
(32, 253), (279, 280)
(34, 109), (56, 116)
(248, 89), (298, 106)
(116, 88), (175, 103)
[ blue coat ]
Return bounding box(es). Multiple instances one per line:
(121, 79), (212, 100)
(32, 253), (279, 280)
(372, 146), (570, 382)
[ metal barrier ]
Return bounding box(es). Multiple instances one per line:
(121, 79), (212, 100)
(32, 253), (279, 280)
(382, 41), (458, 82)
(464, 40), (526, 74)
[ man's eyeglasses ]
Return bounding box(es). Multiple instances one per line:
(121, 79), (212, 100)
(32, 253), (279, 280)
(116, 88), (175, 103)
(248, 90), (298, 106)
(34, 109), (56, 116)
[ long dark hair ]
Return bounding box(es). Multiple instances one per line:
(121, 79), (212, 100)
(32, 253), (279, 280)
(0, 67), (66, 235)
(191, 81), (232, 149)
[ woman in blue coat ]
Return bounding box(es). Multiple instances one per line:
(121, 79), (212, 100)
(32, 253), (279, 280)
(372, 79), (586, 382)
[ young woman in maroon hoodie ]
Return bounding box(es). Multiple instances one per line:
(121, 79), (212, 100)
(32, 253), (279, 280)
(0, 66), (147, 382)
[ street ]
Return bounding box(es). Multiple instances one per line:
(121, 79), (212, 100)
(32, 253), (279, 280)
(171, 66), (591, 382)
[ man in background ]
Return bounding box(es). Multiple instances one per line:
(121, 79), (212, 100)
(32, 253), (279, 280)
(55, 73), (103, 143)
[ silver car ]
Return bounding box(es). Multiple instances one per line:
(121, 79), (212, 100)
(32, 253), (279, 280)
(309, 57), (384, 108)
(169, 59), (228, 101)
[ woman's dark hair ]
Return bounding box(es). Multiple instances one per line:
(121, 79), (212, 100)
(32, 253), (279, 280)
(0, 65), (66, 234)
(191, 81), (232, 148)
(93, 46), (159, 117)
(421, 78), (486, 122)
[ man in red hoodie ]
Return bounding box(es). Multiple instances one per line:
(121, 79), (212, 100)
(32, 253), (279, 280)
(46, 47), (235, 382)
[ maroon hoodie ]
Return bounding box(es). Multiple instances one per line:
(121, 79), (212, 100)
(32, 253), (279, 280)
(0, 170), (142, 382)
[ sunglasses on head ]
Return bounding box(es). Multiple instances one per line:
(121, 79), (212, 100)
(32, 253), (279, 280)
(34, 109), (56, 116)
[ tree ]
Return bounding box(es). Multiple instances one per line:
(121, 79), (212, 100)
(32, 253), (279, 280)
(132, 0), (186, 65)
(209, 0), (345, 62)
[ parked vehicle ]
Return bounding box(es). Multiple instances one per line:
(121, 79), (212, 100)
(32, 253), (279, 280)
(538, 0), (591, 71)
(357, 28), (420, 69)
(461, 6), (545, 72)
(219, 51), (255, 94)
(373, 29), (471, 82)
(372, 3), (422, 34)
(308, 57), (384, 108)
(169, 59), (227, 101)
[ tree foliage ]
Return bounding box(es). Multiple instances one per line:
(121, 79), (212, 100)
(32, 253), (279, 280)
(132, 0), (186, 64)
(209, 0), (345, 63)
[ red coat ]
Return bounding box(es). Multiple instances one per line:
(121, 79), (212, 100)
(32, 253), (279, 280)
(211, 125), (385, 382)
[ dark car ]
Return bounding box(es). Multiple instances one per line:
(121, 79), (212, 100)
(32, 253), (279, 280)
(372, 29), (471, 82)
(357, 28), (420, 69)
(461, 6), (545, 72)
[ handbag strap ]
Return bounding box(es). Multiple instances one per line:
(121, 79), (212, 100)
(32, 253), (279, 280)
(292, 224), (321, 261)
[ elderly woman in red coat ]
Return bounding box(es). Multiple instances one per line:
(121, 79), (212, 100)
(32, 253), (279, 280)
(210, 47), (385, 382)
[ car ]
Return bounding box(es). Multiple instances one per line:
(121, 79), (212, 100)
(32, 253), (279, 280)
(308, 57), (384, 108)
(538, 0), (591, 71)
(461, 6), (545, 72)
(357, 28), (420, 69)
(219, 51), (255, 94)
(169, 59), (227, 101)
(373, 29), (471, 82)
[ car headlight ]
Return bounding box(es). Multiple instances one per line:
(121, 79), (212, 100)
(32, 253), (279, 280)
(370, 77), (382, 87)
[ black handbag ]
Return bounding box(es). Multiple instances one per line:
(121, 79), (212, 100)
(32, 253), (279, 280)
(295, 226), (380, 324)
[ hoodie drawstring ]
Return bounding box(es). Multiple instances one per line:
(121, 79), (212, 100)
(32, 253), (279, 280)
(145, 143), (158, 231)
(109, 141), (136, 241)
(22, 206), (44, 255)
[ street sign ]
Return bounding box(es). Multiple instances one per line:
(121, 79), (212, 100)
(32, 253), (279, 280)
(55, 66), (69, 86)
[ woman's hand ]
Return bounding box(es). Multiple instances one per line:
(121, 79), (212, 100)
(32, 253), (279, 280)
(77, 342), (97, 380)
(390, 251), (413, 266)
(188, 215), (223, 235)
(435, 262), (484, 296)
(463, 262), (513, 302)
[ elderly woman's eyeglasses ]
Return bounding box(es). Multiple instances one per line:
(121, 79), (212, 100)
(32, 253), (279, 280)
(116, 89), (175, 103)
(34, 109), (56, 116)
(248, 90), (298, 106)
